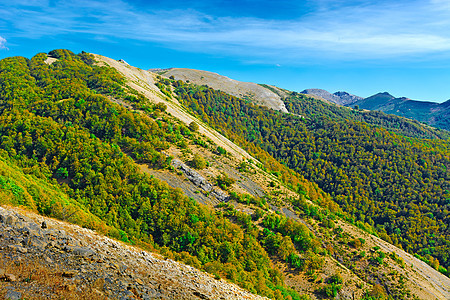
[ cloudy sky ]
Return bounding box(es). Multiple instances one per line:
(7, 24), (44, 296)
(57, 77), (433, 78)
(1, 0), (450, 101)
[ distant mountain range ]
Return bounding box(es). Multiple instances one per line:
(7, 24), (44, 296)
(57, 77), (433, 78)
(301, 88), (363, 106)
(301, 89), (450, 130)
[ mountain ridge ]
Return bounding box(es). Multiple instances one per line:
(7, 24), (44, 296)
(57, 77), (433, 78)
(302, 88), (450, 130)
(300, 89), (363, 106)
(154, 67), (289, 113)
(0, 50), (449, 299)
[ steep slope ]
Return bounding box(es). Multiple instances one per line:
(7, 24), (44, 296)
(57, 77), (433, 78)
(111, 57), (450, 299)
(94, 56), (254, 161)
(1, 50), (449, 299)
(154, 68), (288, 113)
(161, 78), (450, 279)
(0, 206), (267, 300)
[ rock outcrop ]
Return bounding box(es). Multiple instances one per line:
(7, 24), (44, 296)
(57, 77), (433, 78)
(171, 159), (229, 202)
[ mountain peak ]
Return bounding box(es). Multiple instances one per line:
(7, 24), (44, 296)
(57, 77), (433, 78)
(301, 89), (362, 105)
(333, 91), (363, 105)
(375, 92), (395, 98)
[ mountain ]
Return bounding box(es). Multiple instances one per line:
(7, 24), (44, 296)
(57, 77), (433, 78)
(333, 91), (364, 105)
(300, 88), (363, 105)
(353, 92), (450, 130)
(301, 88), (450, 131)
(0, 49), (449, 299)
(352, 92), (396, 109)
(152, 68), (289, 113)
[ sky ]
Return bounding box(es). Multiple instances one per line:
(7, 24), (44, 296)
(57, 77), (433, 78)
(1, 0), (450, 102)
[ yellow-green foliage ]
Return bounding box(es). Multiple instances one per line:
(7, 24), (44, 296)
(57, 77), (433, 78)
(0, 150), (116, 237)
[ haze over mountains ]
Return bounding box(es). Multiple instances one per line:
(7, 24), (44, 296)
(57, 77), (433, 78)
(301, 89), (450, 131)
(300, 89), (363, 106)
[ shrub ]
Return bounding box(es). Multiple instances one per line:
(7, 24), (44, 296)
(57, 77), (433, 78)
(188, 121), (199, 132)
(190, 154), (207, 170)
(216, 146), (227, 155)
(55, 167), (68, 179)
(154, 102), (167, 112)
(216, 173), (235, 190)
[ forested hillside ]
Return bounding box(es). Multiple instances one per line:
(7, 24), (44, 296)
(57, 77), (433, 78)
(170, 79), (450, 275)
(1, 49), (449, 299)
(0, 50), (319, 299)
(261, 86), (449, 139)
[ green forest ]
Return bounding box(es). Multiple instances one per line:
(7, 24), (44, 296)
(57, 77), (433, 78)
(171, 80), (450, 275)
(1, 49), (449, 299)
(0, 50), (323, 299)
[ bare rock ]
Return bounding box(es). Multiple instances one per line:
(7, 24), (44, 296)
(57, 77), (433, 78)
(171, 159), (229, 202)
(5, 290), (22, 300)
(7, 244), (27, 254)
(5, 273), (17, 282)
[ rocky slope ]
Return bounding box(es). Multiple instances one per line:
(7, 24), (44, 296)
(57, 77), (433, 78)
(0, 206), (267, 300)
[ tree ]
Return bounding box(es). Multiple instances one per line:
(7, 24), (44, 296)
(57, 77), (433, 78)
(190, 154), (207, 170)
(154, 102), (167, 112)
(55, 167), (68, 179)
(189, 121), (199, 132)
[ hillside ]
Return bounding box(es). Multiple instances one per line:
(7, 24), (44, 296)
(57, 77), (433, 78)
(158, 70), (448, 139)
(154, 68), (289, 113)
(0, 49), (449, 299)
(352, 93), (450, 130)
(0, 206), (266, 300)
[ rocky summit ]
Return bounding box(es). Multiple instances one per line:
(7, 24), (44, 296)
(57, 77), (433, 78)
(0, 206), (266, 300)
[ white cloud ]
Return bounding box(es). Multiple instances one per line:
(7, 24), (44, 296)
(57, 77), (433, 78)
(3, 0), (450, 62)
(0, 36), (7, 50)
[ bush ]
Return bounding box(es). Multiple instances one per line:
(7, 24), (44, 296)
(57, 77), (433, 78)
(55, 167), (68, 179)
(216, 146), (227, 155)
(189, 121), (199, 132)
(154, 102), (167, 112)
(216, 173), (235, 190)
(190, 154), (207, 170)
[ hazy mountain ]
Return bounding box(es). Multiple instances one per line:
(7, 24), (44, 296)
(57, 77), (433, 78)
(301, 88), (363, 105)
(353, 92), (450, 130)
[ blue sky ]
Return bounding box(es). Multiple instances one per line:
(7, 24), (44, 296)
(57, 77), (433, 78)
(1, 0), (450, 102)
